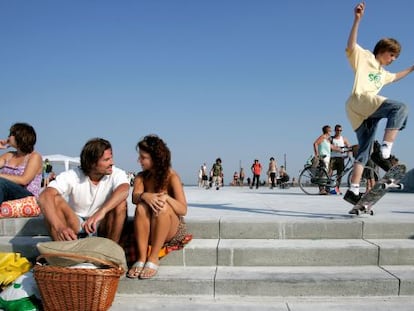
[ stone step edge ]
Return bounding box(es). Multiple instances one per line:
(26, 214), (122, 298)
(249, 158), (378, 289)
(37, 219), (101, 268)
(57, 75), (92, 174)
(116, 265), (414, 297)
(109, 294), (414, 310)
(2, 217), (414, 239)
(1, 237), (414, 266)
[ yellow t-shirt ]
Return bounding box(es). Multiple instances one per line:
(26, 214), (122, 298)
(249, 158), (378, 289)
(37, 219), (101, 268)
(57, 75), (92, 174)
(345, 44), (396, 130)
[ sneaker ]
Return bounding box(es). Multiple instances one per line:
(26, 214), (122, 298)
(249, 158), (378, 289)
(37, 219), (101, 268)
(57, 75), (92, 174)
(390, 155), (399, 166)
(343, 190), (363, 205)
(371, 149), (398, 172)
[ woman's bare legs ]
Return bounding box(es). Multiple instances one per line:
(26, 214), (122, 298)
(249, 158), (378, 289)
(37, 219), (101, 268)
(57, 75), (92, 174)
(134, 203), (151, 264)
(127, 203), (151, 278)
(139, 204), (180, 278)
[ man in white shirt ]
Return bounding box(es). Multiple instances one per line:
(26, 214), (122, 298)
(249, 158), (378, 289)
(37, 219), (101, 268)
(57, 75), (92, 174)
(39, 138), (129, 242)
(329, 124), (351, 194)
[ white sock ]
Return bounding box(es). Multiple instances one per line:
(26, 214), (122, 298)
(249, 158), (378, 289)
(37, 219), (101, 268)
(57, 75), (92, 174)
(350, 184), (359, 195)
(381, 141), (393, 159)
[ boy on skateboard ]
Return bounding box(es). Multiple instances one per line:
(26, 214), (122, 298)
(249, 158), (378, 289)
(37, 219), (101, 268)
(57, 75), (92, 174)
(343, 2), (412, 206)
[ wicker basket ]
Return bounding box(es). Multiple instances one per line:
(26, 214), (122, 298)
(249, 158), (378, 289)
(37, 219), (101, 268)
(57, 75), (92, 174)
(34, 253), (125, 311)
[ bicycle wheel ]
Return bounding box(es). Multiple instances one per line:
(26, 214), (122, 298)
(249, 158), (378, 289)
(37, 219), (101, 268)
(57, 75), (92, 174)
(299, 166), (331, 195)
(347, 166), (380, 193)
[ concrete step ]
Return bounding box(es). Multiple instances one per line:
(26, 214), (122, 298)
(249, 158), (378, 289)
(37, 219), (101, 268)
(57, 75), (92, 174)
(116, 265), (414, 297)
(2, 216), (414, 298)
(0, 236), (51, 260)
(163, 238), (414, 267)
(2, 217), (414, 239)
(109, 295), (414, 311)
(2, 237), (414, 267)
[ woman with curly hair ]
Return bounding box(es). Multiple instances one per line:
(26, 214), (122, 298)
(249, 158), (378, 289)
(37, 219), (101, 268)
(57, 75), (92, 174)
(128, 135), (187, 279)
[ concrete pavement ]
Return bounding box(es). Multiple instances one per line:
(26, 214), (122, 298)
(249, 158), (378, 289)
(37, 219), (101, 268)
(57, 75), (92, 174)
(176, 185), (414, 222)
(2, 185), (414, 310)
(110, 185), (414, 310)
(110, 295), (414, 311)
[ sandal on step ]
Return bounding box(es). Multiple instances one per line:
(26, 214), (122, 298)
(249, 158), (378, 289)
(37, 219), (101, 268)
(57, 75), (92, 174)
(139, 261), (159, 279)
(126, 261), (145, 279)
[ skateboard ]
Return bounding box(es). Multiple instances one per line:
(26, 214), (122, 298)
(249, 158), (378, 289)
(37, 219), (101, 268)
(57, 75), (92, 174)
(349, 164), (406, 216)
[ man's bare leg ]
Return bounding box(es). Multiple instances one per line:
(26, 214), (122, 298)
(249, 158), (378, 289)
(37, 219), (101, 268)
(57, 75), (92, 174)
(38, 188), (80, 241)
(99, 201), (127, 243)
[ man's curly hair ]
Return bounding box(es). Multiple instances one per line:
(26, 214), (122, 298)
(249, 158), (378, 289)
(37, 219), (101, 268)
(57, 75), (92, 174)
(137, 135), (171, 192)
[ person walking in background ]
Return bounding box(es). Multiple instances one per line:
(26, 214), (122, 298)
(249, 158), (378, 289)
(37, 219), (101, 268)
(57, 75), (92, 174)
(210, 158), (223, 190)
(0, 122), (43, 203)
(201, 162), (208, 188)
(129, 135), (188, 279)
(344, 2), (411, 208)
(329, 124), (351, 195)
(239, 167), (245, 186)
(42, 158), (53, 187)
(198, 165), (203, 187)
(39, 138), (129, 242)
(267, 157), (278, 189)
(250, 159), (262, 189)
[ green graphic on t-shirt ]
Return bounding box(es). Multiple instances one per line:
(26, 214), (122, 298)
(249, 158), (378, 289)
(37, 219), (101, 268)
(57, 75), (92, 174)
(368, 72), (382, 89)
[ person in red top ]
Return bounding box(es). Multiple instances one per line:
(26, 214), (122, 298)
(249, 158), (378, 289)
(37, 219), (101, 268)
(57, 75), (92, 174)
(250, 159), (262, 189)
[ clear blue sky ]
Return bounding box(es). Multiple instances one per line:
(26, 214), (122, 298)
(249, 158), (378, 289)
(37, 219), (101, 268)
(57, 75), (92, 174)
(1, 0), (414, 185)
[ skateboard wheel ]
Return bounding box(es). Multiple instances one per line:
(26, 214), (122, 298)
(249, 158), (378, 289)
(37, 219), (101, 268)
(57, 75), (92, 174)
(370, 210), (374, 216)
(348, 208), (359, 216)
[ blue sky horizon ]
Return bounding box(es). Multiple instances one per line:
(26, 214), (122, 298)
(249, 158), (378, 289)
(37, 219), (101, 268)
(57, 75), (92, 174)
(1, 0), (414, 185)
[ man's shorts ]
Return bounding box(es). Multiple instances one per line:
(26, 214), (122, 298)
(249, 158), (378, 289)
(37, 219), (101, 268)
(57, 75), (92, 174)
(330, 157), (345, 172)
(77, 215), (98, 238)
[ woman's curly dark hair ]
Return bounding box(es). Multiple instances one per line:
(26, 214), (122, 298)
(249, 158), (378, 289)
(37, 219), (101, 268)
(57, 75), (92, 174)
(137, 134), (171, 192)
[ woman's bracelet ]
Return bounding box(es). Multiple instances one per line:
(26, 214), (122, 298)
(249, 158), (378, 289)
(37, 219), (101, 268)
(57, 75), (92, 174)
(138, 192), (144, 202)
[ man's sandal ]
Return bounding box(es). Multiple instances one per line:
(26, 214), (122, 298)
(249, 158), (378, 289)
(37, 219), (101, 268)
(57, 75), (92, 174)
(139, 261), (159, 279)
(126, 261), (145, 279)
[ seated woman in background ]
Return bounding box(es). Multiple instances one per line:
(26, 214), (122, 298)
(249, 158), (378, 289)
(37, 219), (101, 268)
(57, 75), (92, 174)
(128, 134), (188, 279)
(277, 165), (290, 184)
(0, 123), (43, 203)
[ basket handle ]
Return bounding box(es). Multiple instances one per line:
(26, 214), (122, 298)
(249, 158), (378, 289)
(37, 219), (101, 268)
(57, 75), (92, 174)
(36, 252), (122, 270)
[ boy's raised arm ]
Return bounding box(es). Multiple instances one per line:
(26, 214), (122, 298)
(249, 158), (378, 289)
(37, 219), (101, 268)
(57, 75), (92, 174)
(347, 2), (365, 52)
